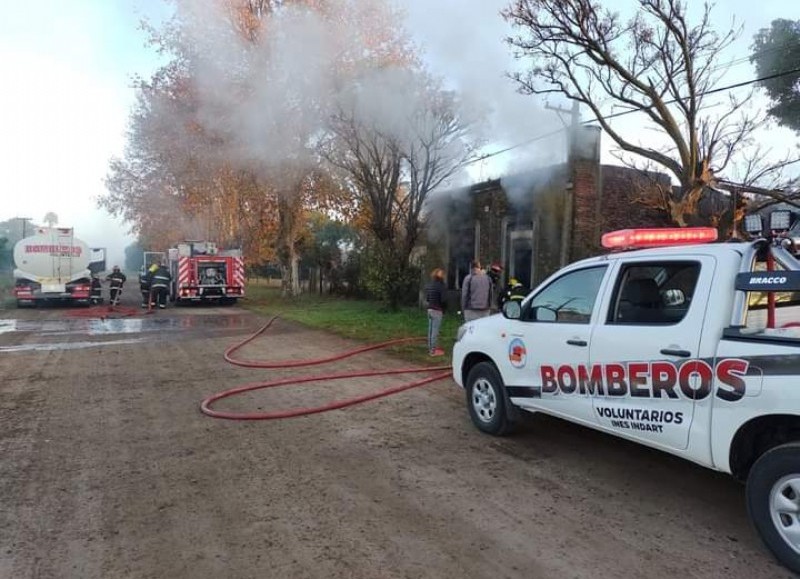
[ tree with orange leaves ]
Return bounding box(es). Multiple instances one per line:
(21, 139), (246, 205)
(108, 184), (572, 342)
(102, 0), (418, 297)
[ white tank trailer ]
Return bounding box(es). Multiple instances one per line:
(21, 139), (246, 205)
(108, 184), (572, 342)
(12, 227), (95, 307)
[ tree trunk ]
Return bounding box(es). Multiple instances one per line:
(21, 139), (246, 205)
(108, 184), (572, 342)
(277, 192), (302, 298)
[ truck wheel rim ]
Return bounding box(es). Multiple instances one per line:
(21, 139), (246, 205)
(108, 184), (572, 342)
(770, 475), (800, 554)
(472, 378), (497, 423)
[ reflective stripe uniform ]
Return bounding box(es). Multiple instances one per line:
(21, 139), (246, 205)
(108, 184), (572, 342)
(147, 265), (172, 308)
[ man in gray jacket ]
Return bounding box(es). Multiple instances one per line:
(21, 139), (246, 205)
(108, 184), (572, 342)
(461, 260), (492, 321)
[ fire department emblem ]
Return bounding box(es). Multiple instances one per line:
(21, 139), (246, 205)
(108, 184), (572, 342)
(508, 338), (527, 369)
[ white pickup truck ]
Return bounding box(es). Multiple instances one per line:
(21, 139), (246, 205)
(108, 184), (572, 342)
(452, 220), (800, 572)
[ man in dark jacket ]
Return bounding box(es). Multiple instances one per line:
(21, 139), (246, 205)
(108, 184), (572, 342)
(146, 261), (172, 309)
(105, 266), (127, 307)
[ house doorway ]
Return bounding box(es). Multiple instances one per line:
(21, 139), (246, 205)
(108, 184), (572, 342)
(508, 229), (534, 289)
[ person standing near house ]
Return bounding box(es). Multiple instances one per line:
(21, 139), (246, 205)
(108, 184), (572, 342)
(461, 260), (492, 321)
(425, 267), (447, 357)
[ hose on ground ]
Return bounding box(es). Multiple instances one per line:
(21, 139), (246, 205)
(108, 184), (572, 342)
(201, 316), (451, 420)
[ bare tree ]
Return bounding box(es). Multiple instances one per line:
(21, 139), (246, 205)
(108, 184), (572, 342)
(322, 70), (479, 308)
(504, 0), (768, 226)
(718, 154), (800, 222)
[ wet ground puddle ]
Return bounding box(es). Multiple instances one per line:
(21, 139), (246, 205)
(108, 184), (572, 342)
(0, 314), (254, 353)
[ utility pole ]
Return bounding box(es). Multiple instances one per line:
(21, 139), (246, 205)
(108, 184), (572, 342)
(545, 100), (581, 161)
(17, 217), (31, 240)
(546, 101), (582, 267)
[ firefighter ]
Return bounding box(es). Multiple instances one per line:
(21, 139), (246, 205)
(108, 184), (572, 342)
(498, 277), (528, 309)
(139, 268), (151, 308)
(487, 262), (504, 312)
(147, 260), (172, 309)
(105, 266), (127, 307)
(90, 274), (103, 305)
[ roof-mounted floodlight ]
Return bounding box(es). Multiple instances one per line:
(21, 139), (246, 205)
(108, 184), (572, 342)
(744, 214), (764, 237)
(770, 210), (792, 232)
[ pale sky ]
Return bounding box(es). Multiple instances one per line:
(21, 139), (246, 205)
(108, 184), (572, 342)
(0, 0), (169, 266)
(0, 0), (797, 266)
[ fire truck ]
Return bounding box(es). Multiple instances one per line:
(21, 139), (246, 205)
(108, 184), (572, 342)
(166, 241), (245, 305)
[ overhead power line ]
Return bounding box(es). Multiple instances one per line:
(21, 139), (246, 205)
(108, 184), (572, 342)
(468, 66), (800, 166)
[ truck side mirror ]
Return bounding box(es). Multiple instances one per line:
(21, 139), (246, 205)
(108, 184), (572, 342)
(502, 300), (522, 319)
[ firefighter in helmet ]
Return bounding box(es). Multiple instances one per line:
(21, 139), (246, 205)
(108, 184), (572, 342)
(105, 265), (127, 307)
(90, 273), (103, 305)
(146, 260), (172, 309)
(487, 262), (504, 312)
(498, 277), (528, 309)
(139, 267), (151, 308)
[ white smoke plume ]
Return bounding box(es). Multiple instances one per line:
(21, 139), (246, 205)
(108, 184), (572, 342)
(167, 0), (482, 188)
(402, 0), (567, 180)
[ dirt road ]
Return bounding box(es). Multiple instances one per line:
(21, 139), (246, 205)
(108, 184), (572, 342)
(0, 293), (792, 578)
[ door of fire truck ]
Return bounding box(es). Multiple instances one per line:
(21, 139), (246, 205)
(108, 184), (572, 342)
(505, 264), (609, 425)
(588, 255), (716, 451)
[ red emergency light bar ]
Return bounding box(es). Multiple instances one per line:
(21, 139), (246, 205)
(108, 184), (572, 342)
(601, 227), (718, 250)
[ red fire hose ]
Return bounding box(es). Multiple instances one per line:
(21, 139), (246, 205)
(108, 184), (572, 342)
(200, 316), (451, 420)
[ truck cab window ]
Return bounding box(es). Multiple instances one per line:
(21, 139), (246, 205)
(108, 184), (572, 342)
(524, 266), (607, 324)
(609, 262), (700, 325)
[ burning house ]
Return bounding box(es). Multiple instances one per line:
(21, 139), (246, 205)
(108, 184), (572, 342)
(425, 125), (683, 295)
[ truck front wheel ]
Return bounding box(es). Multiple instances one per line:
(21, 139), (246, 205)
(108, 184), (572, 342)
(465, 362), (517, 436)
(747, 442), (800, 573)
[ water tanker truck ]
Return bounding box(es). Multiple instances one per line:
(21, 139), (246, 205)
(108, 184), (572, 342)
(12, 227), (95, 307)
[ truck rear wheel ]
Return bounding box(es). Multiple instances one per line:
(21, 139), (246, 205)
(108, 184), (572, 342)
(465, 362), (517, 436)
(747, 442), (800, 573)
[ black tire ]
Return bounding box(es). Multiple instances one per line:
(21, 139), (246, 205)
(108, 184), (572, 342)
(746, 442), (800, 574)
(465, 361), (517, 436)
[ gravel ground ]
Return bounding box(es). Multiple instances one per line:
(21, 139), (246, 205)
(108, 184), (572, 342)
(0, 292), (793, 578)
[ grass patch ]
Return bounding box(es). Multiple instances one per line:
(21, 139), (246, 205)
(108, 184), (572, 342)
(242, 282), (461, 364)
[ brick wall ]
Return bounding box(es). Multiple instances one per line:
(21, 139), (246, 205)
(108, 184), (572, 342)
(599, 166), (673, 231)
(473, 184), (508, 268)
(569, 163), (674, 261)
(569, 159), (601, 261)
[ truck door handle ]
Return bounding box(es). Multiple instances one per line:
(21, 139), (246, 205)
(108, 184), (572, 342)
(660, 348), (691, 358)
(567, 339), (588, 347)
